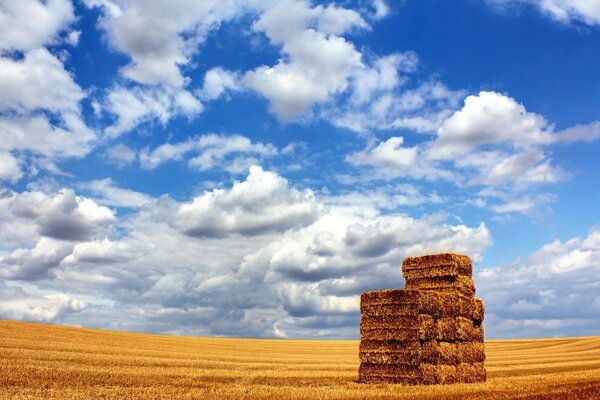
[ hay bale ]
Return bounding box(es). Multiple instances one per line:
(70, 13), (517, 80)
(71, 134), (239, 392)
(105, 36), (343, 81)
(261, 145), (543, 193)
(359, 340), (421, 353)
(456, 362), (486, 383)
(404, 275), (476, 297)
(360, 314), (437, 341)
(457, 342), (486, 363)
(436, 317), (484, 342)
(361, 290), (478, 318)
(359, 363), (422, 383)
(402, 253), (472, 277)
(359, 350), (422, 365)
(421, 341), (460, 365)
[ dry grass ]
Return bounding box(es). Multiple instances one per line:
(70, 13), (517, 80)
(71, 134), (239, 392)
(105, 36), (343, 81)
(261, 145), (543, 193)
(1, 319), (600, 399)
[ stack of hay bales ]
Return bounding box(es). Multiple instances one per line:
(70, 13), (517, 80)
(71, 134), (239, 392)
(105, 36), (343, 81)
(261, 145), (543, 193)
(359, 253), (486, 385)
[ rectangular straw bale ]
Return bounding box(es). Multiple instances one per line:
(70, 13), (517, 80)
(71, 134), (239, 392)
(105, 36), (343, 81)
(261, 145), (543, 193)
(402, 253), (472, 277)
(362, 290), (467, 317)
(420, 363), (461, 385)
(404, 275), (476, 296)
(457, 342), (486, 363)
(360, 314), (426, 326)
(361, 315), (437, 341)
(421, 340), (460, 365)
(456, 362), (486, 383)
(359, 350), (422, 366)
(359, 363), (422, 380)
(436, 316), (480, 341)
(458, 297), (485, 322)
(360, 340), (421, 353)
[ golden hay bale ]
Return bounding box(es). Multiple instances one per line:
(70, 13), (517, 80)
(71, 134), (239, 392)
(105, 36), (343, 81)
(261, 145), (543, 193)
(359, 340), (421, 353)
(420, 363), (461, 385)
(360, 315), (437, 341)
(457, 342), (486, 363)
(360, 314), (427, 326)
(359, 350), (422, 366)
(404, 275), (476, 297)
(456, 362), (487, 383)
(402, 253), (472, 277)
(421, 341), (460, 365)
(359, 363), (422, 380)
(436, 317), (483, 342)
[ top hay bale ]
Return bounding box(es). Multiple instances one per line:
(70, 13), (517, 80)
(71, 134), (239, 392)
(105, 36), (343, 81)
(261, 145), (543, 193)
(402, 253), (472, 279)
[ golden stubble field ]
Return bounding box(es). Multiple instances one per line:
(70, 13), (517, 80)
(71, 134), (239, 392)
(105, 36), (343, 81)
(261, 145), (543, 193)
(1, 320), (599, 399)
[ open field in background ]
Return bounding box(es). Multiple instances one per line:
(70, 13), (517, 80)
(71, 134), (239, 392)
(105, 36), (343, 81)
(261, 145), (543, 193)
(1, 320), (600, 399)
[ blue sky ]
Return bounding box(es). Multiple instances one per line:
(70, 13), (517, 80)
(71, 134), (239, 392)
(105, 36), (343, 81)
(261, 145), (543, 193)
(0, 0), (599, 339)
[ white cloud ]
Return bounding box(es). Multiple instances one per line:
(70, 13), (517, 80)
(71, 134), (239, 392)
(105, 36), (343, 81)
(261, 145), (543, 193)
(85, 0), (245, 86)
(430, 91), (554, 159)
(173, 165), (322, 237)
(0, 48), (84, 113)
(477, 226), (600, 338)
(9, 189), (116, 241)
(0, 166), (494, 338)
(371, 0), (390, 20)
(199, 67), (241, 101)
(78, 178), (152, 208)
(103, 85), (202, 138)
(491, 0), (600, 25)
(0, 0), (75, 52)
(347, 91), (600, 214)
(0, 281), (85, 323)
(0, 151), (22, 183)
(104, 143), (137, 168)
(244, 0), (366, 120)
(139, 133), (277, 172)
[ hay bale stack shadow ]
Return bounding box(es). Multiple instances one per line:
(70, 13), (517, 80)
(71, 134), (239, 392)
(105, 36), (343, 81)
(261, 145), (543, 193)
(358, 253), (486, 385)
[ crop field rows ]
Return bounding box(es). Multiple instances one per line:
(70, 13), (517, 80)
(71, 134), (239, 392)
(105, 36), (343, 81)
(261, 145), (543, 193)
(1, 320), (600, 399)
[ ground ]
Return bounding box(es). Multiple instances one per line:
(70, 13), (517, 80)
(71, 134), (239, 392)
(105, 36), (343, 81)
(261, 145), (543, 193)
(1, 320), (599, 399)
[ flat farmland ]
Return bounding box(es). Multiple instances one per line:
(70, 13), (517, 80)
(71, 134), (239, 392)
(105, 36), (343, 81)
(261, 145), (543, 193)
(1, 320), (599, 399)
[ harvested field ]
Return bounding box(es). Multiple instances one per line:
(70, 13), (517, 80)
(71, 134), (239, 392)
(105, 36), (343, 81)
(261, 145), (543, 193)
(2, 320), (600, 399)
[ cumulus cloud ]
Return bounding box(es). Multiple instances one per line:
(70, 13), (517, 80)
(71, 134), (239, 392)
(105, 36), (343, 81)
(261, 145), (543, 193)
(347, 91), (600, 214)
(0, 166), (493, 338)
(244, 0), (366, 120)
(199, 67), (241, 101)
(0, 0), (75, 52)
(9, 189), (115, 241)
(85, 0), (245, 87)
(477, 226), (600, 338)
(173, 165), (322, 237)
(139, 133), (277, 173)
(0, 280), (85, 323)
(0, 151), (22, 183)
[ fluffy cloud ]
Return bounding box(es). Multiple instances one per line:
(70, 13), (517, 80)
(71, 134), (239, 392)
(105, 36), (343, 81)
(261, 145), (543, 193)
(347, 91), (600, 213)
(85, 0), (245, 87)
(199, 67), (241, 101)
(139, 133), (277, 173)
(0, 30), (95, 179)
(9, 189), (116, 242)
(104, 143), (137, 168)
(0, 167), (492, 338)
(477, 226), (600, 338)
(173, 166), (322, 237)
(0, 0), (75, 52)
(103, 85), (202, 138)
(0, 151), (22, 183)
(0, 280), (85, 323)
(244, 0), (366, 120)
